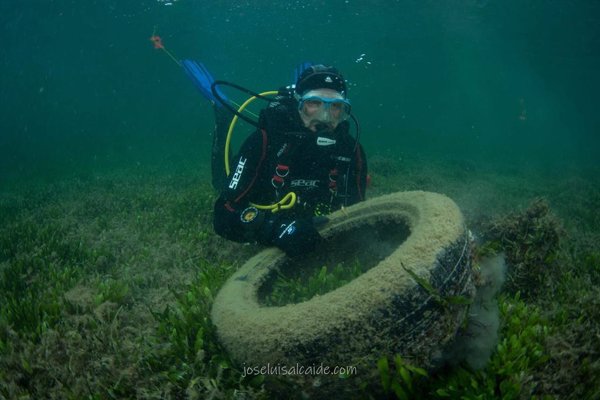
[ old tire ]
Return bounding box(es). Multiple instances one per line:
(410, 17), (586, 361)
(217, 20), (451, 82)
(211, 191), (474, 394)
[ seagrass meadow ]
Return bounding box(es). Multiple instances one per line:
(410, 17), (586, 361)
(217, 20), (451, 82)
(1, 154), (599, 399)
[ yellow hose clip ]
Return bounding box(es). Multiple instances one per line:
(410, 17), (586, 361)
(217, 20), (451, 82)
(251, 192), (296, 213)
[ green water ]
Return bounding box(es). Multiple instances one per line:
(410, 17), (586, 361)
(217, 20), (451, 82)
(1, 1), (599, 398)
(1, 0), (598, 184)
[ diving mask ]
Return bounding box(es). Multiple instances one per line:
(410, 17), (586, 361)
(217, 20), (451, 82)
(298, 90), (351, 129)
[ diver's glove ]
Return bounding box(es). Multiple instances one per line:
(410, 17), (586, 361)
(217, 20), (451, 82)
(262, 217), (322, 257)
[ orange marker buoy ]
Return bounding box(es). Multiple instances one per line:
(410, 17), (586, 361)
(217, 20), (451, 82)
(149, 27), (181, 66)
(150, 34), (164, 49)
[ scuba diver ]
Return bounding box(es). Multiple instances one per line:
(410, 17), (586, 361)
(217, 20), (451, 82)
(183, 61), (368, 257)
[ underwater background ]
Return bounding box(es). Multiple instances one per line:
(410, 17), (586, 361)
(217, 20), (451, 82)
(1, 0), (599, 398)
(2, 0), (599, 183)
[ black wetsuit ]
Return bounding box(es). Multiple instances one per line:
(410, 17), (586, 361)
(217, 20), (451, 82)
(213, 95), (368, 248)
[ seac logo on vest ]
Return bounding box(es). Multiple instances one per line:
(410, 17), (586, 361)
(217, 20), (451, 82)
(229, 157), (247, 189)
(290, 179), (319, 188)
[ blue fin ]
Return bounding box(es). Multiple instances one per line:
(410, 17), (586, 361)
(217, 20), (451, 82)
(182, 59), (227, 104)
(293, 61), (314, 84)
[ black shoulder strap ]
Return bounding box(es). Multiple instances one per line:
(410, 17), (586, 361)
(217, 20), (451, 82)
(259, 96), (301, 132)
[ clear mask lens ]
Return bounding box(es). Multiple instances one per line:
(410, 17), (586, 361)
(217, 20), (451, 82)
(299, 96), (351, 125)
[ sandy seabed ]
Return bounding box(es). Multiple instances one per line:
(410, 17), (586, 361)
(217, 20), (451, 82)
(1, 154), (599, 399)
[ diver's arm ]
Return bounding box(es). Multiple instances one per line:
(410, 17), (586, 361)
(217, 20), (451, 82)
(212, 127), (322, 256)
(213, 104), (300, 244)
(214, 195), (321, 257)
(213, 196), (271, 243)
(212, 130), (272, 243)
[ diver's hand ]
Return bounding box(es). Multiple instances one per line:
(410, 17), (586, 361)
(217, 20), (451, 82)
(271, 218), (322, 257)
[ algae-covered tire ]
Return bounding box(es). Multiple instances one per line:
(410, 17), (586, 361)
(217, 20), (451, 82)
(212, 191), (474, 391)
